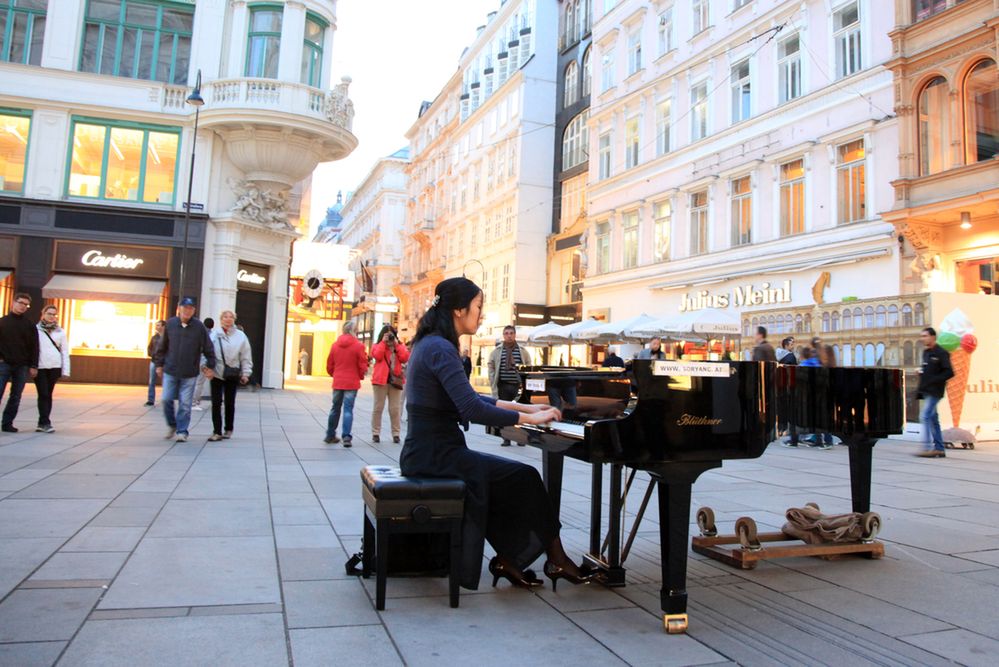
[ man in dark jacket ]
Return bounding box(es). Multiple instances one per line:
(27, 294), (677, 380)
(776, 337), (797, 365)
(145, 320), (165, 407)
(154, 298), (216, 442)
(0, 293), (39, 433)
(916, 327), (953, 458)
(602, 347), (625, 367)
(751, 326), (777, 362)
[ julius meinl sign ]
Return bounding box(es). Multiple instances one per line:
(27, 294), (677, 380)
(679, 280), (792, 313)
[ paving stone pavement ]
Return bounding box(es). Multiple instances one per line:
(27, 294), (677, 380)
(0, 378), (997, 666)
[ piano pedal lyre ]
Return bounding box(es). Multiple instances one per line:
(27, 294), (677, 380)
(663, 613), (688, 634)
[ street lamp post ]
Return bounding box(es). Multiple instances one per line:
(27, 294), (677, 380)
(178, 69), (204, 303)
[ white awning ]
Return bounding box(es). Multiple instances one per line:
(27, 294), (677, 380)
(42, 274), (166, 304)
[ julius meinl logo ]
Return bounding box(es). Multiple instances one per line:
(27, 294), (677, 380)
(676, 414), (723, 426)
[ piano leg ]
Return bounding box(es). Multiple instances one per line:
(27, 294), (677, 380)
(582, 463), (626, 586)
(590, 463), (602, 558)
(656, 477), (692, 634)
(542, 450), (565, 516)
(847, 436), (876, 514)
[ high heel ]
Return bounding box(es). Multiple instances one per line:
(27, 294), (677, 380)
(543, 560), (597, 592)
(488, 557), (543, 589)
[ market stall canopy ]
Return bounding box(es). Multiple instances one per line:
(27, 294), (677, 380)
(629, 308), (741, 338)
(578, 314), (658, 343)
(531, 318), (605, 344)
(42, 274), (166, 304)
(526, 321), (564, 344)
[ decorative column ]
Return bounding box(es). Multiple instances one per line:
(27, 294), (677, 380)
(280, 1), (308, 83)
(227, 1), (250, 78)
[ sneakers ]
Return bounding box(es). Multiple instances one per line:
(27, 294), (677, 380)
(372, 434), (380, 443)
(175, 433), (189, 443)
(143, 401), (154, 407)
(2, 425), (18, 433)
(165, 428), (176, 440)
(35, 425), (55, 433)
(781, 441), (799, 448)
(191, 404), (204, 411)
(808, 442), (833, 450)
(223, 431), (232, 439)
(916, 450), (946, 458)
(501, 441), (511, 447)
(207, 433), (223, 442)
(342, 436), (352, 448)
(393, 436), (401, 444)
(323, 435), (340, 444)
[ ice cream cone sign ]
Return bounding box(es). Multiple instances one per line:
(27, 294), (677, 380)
(938, 309), (975, 428)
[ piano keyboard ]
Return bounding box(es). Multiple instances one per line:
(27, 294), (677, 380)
(547, 421), (585, 439)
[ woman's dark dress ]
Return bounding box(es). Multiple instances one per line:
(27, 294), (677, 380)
(400, 335), (560, 590)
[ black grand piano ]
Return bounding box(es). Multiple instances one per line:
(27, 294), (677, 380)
(488, 359), (904, 633)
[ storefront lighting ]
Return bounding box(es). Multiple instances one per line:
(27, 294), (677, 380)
(960, 211), (972, 230)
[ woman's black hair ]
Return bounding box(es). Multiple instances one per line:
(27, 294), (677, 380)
(376, 323), (396, 342)
(412, 277), (481, 350)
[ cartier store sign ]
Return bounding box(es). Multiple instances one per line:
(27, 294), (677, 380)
(53, 241), (170, 280)
(679, 280), (793, 312)
(236, 262), (269, 292)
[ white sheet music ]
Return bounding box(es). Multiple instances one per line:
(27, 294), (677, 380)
(548, 421), (585, 439)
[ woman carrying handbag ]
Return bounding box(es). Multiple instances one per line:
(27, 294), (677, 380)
(207, 310), (252, 442)
(34, 305), (71, 433)
(369, 324), (409, 443)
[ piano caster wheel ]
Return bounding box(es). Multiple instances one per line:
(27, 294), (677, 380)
(735, 517), (761, 551)
(805, 502), (820, 512)
(663, 614), (688, 634)
(696, 507), (717, 537)
(860, 512), (881, 543)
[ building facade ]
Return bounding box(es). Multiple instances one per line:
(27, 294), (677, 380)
(399, 0), (558, 365)
(0, 0), (355, 387)
(580, 0), (903, 364)
(336, 148), (409, 350)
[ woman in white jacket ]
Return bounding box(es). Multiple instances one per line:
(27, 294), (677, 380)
(207, 310), (252, 441)
(35, 305), (71, 433)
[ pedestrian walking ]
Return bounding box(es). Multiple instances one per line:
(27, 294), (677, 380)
(637, 337), (666, 360)
(324, 320), (367, 446)
(154, 297), (216, 443)
(191, 317), (214, 411)
(776, 336), (797, 364)
(916, 326), (953, 458)
(488, 325), (532, 446)
(461, 348), (473, 379)
(0, 293), (39, 433)
(751, 326), (777, 362)
(207, 310), (252, 442)
(370, 325), (409, 443)
(145, 320), (165, 406)
(34, 305), (70, 433)
(298, 348), (310, 375)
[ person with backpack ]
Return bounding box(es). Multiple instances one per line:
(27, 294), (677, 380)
(34, 305), (70, 433)
(370, 324), (410, 443)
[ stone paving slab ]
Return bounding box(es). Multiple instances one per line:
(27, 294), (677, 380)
(289, 626), (403, 667)
(0, 640), (66, 667)
(0, 588), (103, 643)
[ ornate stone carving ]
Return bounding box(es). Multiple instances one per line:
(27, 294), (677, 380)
(325, 76), (355, 131)
(229, 178), (292, 230)
(898, 220), (942, 250)
(578, 229), (589, 278)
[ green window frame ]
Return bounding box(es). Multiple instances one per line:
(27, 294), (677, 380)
(1, 0), (47, 66)
(0, 107), (32, 196)
(79, 0), (194, 85)
(301, 12), (326, 87)
(246, 4), (282, 79)
(65, 116), (182, 206)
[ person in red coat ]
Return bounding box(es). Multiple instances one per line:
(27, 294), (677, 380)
(323, 320), (368, 446)
(369, 325), (410, 443)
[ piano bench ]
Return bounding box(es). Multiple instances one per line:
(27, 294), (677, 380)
(360, 465), (465, 610)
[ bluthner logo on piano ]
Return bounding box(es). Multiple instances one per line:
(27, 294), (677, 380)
(676, 414), (723, 426)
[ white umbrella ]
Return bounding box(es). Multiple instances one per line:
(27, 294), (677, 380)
(630, 308), (741, 338)
(534, 318), (605, 344)
(527, 321), (564, 344)
(578, 313), (658, 343)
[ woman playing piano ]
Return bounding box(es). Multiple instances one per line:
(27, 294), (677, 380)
(401, 277), (596, 590)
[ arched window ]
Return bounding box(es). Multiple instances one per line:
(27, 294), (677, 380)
(831, 311), (840, 331)
(776, 314), (785, 333)
(822, 312), (830, 332)
(842, 309), (852, 330)
(887, 304), (899, 327)
(768, 315), (777, 330)
(795, 314), (804, 333)
(561, 110), (589, 170)
(563, 1), (576, 46)
(832, 345), (840, 365)
(743, 319), (751, 337)
(903, 340), (914, 366)
(919, 76), (951, 175)
(964, 59), (999, 164)
(914, 302), (925, 325)
(902, 304), (913, 326)
(875, 343), (885, 367)
(582, 47), (592, 97)
(751, 316), (759, 332)
(864, 306), (875, 329)
(855, 344), (865, 367)
(876, 305), (886, 328)
(853, 307), (863, 329)
(864, 343), (876, 367)
(842, 344), (852, 366)
(564, 61), (579, 108)
(804, 314), (812, 333)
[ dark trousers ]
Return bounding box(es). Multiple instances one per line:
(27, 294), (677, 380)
(497, 381), (520, 445)
(34, 368), (62, 427)
(0, 362), (29, 429)
(210, 377), (239, 435)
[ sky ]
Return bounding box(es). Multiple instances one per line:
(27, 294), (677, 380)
(309, 0), (502, 233)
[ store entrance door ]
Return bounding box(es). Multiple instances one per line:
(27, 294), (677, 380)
(299, 333), (314, 375)
(235, 289), (267, 386)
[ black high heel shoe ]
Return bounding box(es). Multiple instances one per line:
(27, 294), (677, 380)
(543, 560), (597, 592)
(489, 557), (543, 589)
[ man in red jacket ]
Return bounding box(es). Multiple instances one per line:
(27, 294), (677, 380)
(324, 320), (368, 446)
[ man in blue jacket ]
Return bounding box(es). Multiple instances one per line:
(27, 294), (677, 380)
(916, 327), (953, 458)
(154, 297), (216, 442)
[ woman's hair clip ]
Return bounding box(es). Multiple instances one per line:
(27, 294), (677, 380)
(431, 295), (441, 307)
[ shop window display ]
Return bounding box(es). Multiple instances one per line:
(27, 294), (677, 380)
(69, 300), (153, 358)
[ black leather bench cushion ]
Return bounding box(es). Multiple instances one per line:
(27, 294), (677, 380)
(361, 466), (466, 500)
